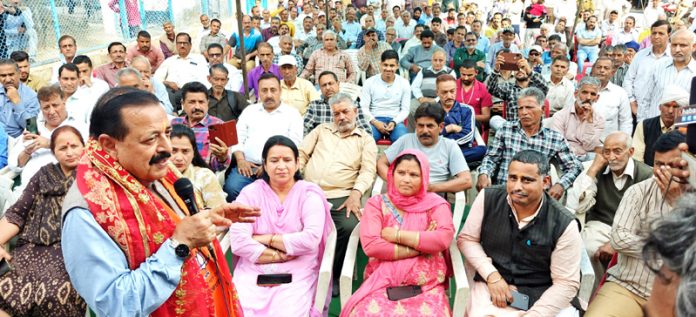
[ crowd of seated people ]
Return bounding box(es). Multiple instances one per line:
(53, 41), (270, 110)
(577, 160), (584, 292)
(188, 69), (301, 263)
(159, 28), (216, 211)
(0, 0), (695, 316)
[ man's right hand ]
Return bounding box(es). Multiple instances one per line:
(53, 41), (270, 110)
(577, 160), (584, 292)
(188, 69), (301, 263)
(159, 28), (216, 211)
(587, 152), (608, 178)
(237, 158), (259, 178)
(5, 86), (20, 104)
(172, 210), (218, 249)
(476, 174), (491, 191)
(630, 101), (638, 115)
(487, 272), (512, 308)
(494, 55), (505, 72)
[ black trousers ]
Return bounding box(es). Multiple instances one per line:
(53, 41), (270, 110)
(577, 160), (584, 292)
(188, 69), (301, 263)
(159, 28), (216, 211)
(327, 196), (360, 280)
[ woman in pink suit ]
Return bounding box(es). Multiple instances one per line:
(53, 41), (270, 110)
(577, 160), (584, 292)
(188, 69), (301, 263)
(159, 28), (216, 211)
(228, 135), (334, 317)
(341, 149), (455, 316)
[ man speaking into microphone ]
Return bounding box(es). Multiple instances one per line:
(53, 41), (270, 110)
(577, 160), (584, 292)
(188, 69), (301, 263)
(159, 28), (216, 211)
(60, 88), (260, 317)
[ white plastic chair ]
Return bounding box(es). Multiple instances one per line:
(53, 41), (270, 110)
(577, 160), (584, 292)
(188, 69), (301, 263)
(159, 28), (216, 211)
(466, 127), (486, 205)
(343, 178), (469, 316)
(578, 247), (595, 308)
(343, 48), (362, 85)
(339, 82), (362, 102)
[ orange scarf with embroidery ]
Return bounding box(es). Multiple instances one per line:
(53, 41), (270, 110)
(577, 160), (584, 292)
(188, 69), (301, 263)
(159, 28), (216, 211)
(76, 139), (242, 317)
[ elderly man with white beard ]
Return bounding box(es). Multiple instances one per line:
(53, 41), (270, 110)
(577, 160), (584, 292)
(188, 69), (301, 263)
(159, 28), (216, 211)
(299, 93), (377, 297)
(566, 131), (653, 290)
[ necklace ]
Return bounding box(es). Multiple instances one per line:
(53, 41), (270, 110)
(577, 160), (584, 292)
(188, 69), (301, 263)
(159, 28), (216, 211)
(459, 80), (476, 105)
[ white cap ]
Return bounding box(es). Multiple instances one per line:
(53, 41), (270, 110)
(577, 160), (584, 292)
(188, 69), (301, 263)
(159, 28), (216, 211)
(278, 55), (297, 67)
(659, 85), (689, 107)
(529, 45), (543, 53)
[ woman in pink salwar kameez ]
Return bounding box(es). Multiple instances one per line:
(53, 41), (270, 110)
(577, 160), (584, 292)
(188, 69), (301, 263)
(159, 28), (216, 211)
(341, 149), (456, 317)
(228, 136), (334, 317)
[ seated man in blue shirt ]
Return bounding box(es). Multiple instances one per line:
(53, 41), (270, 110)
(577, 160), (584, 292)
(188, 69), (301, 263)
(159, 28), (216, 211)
(360, 49), (410, 142)
(436, 74), (486, 163)
(0, 59), (39, 138)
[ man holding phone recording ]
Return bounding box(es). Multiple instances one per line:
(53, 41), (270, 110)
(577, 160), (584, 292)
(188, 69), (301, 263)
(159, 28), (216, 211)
(458, 150), (582, 316)
(488, 50), (548, 122)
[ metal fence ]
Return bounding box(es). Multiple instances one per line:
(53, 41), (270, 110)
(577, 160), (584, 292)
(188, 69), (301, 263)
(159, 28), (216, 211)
(10, 0), (256, 67)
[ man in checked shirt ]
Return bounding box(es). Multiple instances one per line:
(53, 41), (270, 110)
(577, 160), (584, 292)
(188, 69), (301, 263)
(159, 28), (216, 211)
(477, 87), (582, 200)
(303, 71), (371, 135)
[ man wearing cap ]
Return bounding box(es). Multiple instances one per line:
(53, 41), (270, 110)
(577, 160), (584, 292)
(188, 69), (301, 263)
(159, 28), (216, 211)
(632, 85), (688, 166)
(486, 26), (521, 71)
(279, 55), (321, 115)
(354, 17), (385, 49)
(357, 28), (392, 79)
(527, 45), (545, 73)
(623, 41), (640, 65)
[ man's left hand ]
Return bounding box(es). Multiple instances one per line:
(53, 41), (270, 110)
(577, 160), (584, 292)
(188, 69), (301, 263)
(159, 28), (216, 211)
(547, 184), (565, 200)
(385, 121), (396, 132)
(210, 137), (229, 162)
(338, 190), (363, 220)
(210, 202), (261, 226)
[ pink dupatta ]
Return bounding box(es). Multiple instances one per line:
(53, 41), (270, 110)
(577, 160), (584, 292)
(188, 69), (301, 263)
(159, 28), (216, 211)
(340, 149), (452, 316)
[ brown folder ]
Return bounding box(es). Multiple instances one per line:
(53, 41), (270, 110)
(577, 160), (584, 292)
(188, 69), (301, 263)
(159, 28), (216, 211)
(208, 120), (238, 146)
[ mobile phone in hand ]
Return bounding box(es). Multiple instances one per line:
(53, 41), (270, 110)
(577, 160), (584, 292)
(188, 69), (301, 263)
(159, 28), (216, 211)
(25, 117), (38, 134)
(509, 290), (530, 311)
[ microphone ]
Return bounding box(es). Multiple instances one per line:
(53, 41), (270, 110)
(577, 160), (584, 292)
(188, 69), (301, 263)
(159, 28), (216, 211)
(173, 178), (217, 260)
(174, 178), (200, 216)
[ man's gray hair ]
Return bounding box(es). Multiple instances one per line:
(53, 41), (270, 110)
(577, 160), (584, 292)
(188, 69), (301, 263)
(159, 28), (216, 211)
(323, 30), (337, 40)
(670, 28), (696, 44)
(553, 43), (569, 54)
(643, 194), (696, 317)
(328, 92), (356, 108)
(511, 149), (550, 176)
(605, 131), (633, 148)
(279, 35), (293, 43)
(130, 55), (152, 70)
(577, 76), (601, 90)
(116, 68), (142, 83)
(518, 87), (546, 107)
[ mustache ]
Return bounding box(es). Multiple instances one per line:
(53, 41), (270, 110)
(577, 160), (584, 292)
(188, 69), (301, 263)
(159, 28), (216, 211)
(511, 190), (528, 197)
(149, 152), (171, 165)
(191, 108), (205, 114)
(418, 133), (432, 138)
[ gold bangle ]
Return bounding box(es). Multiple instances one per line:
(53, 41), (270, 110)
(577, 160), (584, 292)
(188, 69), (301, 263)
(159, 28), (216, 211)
(487, 276), (503, 284)
(269, 234), (275, 246)
(396, 229), (401, 244)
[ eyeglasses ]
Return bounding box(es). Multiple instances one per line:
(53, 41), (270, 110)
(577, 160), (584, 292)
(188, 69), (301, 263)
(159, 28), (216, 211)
(176, 42), (191, 46)
(530, 52), (540, 56)
(465, 38), (476, 42)
(209, 53), (222, 57)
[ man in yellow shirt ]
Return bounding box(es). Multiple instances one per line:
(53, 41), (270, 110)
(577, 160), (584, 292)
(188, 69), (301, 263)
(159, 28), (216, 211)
(279, 55), (321, 115)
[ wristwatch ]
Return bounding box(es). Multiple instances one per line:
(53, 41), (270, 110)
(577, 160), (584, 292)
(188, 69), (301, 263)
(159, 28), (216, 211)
(170, 237), (190, 259)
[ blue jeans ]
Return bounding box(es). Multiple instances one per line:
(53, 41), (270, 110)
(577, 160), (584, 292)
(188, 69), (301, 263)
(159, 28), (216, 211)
(461, 145), (487, 163)
(223, 167), (258, 202)
(576, 46), (599, 74)
(371, 117), (408, 142)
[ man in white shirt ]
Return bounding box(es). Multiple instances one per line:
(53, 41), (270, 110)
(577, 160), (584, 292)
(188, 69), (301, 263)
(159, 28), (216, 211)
(9, 85), (87, 195)
(591, 57), (632, 139)
(50, 35), (77, 83)
(360, 49), (410, 143)
(223, 73), (303, 201)
(545, 55), (574, 115)
(57, 63), (98, 125)
(612, 16), (639, 45)
(622, 20), (671, 122)
(643, 0), (665, 28)
(72, 55), (110, 105)
(394, 11), (416, 39)
(154, 32), (208, 112)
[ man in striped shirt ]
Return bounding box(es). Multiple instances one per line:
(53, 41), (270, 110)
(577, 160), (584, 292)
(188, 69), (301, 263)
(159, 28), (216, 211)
(584, 132), (686, 317)
(639, 29), (696, 121)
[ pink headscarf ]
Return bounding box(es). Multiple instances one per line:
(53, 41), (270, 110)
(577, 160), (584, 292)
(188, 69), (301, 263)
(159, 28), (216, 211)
(385, 149), (449, 214)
